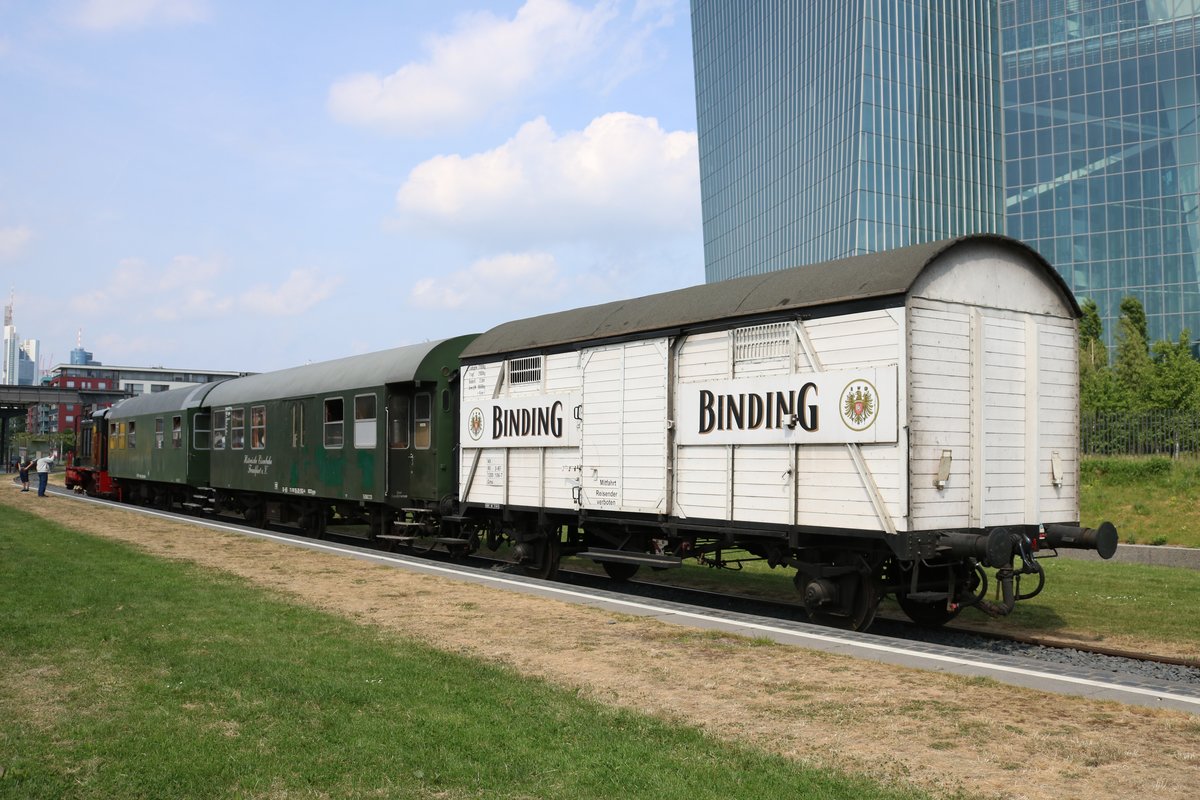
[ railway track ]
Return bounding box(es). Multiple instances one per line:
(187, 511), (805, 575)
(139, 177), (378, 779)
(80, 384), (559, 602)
(541, 564), (1200, 686)
(45, 485), (1200, 698)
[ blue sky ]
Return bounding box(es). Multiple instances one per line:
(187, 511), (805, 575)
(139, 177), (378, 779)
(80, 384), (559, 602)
(0, 0), (702, 373)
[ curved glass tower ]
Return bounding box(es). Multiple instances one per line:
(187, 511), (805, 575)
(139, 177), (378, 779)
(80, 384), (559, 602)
(691, 1), (1005, 282)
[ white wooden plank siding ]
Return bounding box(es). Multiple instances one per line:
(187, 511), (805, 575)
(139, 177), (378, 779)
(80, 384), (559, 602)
(908, 297), (1080, 531)
(458, 353), (582, 511)
(1038, 317), (1079, 520)
(580, 340), (668, 514)
(982, 315), (1029, 526)
(673, 310), (906, 530)
(907, 302), (972, 529)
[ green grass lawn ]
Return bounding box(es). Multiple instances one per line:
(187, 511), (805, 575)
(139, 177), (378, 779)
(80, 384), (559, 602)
(1081, 456), (1200, 547)
(970, 556), (1200, 645)
(0, 508), (930, 800)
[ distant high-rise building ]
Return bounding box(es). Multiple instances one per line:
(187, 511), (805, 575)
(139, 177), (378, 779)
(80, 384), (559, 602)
(2, 294), (38, 385)
(690, 1), (1200, 349)
(1002, 1), (1200, 347)
(690, 1), (1004, 282)
(70, 330), (98, 366)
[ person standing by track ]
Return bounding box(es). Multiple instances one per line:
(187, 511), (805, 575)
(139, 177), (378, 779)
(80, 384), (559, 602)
(17, 456), (34, 492)
(35, 451), (56, 497)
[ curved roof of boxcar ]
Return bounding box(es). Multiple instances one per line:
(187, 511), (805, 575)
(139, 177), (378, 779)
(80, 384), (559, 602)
(108, 381), (223, 420)
(461, 234), (1078, 360)
(203, 336), (475, 406)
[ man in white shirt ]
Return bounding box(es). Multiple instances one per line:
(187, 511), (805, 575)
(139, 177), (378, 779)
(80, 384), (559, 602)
(35, 451), (56, 497)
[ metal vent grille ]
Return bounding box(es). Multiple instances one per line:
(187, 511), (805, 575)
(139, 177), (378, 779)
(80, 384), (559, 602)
(733, 322), (790, 362)
(508, 355), (542, 385)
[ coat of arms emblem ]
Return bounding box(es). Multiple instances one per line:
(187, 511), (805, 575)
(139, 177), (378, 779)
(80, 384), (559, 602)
(841, 380), (878, 431)
(468, 408), (485, 440)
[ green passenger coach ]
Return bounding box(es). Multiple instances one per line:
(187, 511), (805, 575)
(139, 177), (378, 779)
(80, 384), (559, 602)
(202, 336), (477, 535)
(106, 382), (223, 506)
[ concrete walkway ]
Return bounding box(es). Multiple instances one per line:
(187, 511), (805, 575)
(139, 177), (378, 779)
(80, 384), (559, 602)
(1056, 542), (1200, 569)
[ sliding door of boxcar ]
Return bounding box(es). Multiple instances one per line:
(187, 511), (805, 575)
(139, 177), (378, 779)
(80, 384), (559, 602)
(579, 340), (669, 515)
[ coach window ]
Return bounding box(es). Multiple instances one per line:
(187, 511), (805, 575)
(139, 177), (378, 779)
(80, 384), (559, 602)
(109, 422), (118, 451)
(119, 422), (128, 450)
(389, 395), (410, 449)
(173, 416), (183, 448)
(194, 413), (211, 450)
(212, 408), (227, 450)
(250, 405), (266, 449)
(128, 421), (137, 449)
(231, 408), (245, 450)
(414, 393), (431, 449)
(354, 394), (377, 449)
(324, 398), (344, 448)
(155, 417), (165, 449)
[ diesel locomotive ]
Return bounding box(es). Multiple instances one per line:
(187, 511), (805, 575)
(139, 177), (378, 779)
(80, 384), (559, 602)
(67, 234), (1118, 631)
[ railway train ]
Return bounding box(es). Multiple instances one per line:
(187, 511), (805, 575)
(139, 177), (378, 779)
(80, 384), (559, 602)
(65, 234), (1118, 631)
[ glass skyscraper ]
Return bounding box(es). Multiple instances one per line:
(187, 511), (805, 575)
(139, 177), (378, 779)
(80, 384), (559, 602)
(1003, 0), (1200, 347)
(691, 1), (1004, 282)
(690, 1), (1200, 349)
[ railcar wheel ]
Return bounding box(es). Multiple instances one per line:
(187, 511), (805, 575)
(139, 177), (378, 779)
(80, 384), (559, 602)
(895, 593), (960, 628)
(601, 561), (640, 581)
(522, 530), (560, 580)
(800, 570), (881, 631)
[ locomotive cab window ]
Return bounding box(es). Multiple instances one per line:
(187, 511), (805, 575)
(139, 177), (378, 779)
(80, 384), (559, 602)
(230, 408), (245, 450)
(155, 417), (165, 449)
(212, 409), (227, 450)
(354, 394), (377, 449)
(389, 395), (410, 449)
(173, 415), (183, 448)
(250, 406), (265, 449)
(324, 398), (344, 448)
(414, 393), (431, 449)
(194, 413), (211, 450)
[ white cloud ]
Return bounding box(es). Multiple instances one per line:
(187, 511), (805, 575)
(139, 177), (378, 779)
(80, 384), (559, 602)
(411, 252), (564, 311)
(328, 0), (616, 135)
(69, 258), (338, 324)
(70, 0), (207, 32)
(395, 112), (699, 246)
(0, 226), (33, 259)
(240, 269), (342, 317)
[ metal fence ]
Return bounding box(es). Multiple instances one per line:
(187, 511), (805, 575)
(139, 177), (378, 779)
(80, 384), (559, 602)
(1081, 410), (1200, 456)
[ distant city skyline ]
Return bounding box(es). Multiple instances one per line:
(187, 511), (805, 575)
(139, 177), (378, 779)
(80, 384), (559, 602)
(2, 294), (41, 386)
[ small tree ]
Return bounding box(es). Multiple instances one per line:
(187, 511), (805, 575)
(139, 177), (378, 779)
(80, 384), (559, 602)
(1079, 297), (1106, 372)
(1149, 330), (1200, 412)
(1114, 295), (1152, 411)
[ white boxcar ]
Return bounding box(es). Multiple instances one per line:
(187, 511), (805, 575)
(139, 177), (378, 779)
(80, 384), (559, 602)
(458, 235), (1116, 629)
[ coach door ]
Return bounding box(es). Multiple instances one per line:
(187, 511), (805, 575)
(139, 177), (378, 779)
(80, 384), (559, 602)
(386, 389), (436, 502)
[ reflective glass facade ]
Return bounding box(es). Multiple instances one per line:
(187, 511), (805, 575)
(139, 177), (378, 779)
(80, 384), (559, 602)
(691, 1), (1004, 281)
(1003, 0), (1200, 346)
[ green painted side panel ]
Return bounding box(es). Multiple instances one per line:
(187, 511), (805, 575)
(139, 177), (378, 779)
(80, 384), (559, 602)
(107, 410), (191, 485)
